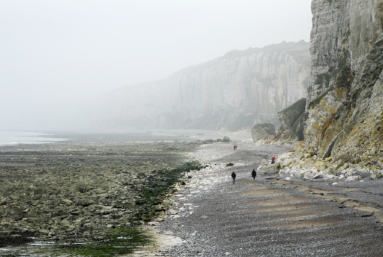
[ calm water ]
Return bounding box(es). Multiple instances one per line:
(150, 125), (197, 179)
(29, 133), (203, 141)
(0, 131), (66, 146)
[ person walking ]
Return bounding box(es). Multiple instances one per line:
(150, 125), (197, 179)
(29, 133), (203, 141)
(231, 171), (236, 184)
(251, 169), (256, 180)
(271, 156), (275, 164)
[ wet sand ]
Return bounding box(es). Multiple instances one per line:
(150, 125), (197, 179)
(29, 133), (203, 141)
(142, 142), (383, 256)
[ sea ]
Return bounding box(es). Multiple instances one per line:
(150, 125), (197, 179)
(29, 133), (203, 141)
(0, 131), (66, 146)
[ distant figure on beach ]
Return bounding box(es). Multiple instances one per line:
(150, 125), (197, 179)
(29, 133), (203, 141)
(271, 156), (275, 164)
(233, 144), (237, 150)
(231, 171), (236, 184)
(252, 169), (256, 180)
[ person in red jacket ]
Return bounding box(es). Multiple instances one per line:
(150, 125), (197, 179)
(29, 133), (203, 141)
(271, 156), (275, 164)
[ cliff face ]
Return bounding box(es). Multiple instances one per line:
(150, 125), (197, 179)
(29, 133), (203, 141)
(305, 0), (383, 160)
(276, 98), (308, 142)
(94, 41), (310, 130)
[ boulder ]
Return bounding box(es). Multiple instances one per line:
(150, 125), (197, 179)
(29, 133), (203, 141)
(303, 172), (315, 180)
(346, 176), (361, 181)
(293, 142), (306, 154)
(251, 123), (275, 142)
(371, 172), (383, 179)
(257, 163), (281, 174)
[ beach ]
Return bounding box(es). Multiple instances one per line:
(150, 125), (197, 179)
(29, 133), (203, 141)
(1, 131), (382, 256)
(138, 141), (383, 256)
(0, 132), (205, 256)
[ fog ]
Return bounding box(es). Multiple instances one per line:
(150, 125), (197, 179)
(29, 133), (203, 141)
(0, 0), (312, 131)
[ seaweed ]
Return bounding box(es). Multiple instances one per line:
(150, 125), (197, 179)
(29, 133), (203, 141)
(58, 227), (151, 257)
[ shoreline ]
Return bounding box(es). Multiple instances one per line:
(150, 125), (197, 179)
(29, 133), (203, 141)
(140, 141), (383, 256)
(0, 132), (207, 256)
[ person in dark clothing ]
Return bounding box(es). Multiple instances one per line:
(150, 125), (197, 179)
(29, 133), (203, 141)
(231, 171), (236, 184)
(271, 156), (275, 164)
(251, 169), (256, 180)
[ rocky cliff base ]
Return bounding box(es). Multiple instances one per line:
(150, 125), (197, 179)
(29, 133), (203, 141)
(257, 141), (383, 183)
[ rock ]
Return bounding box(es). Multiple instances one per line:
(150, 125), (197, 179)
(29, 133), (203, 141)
(304, 172), (314, 180)
(346, 176), (361, 181)
(313, 174), (323, 179)
(251, 123), (275, 142)
(167, 209), (178, 215)
(69, 209), (81, 216)
(38, 229), (50, 235)
(76, 199), (94, 207)
(293, 142), (306, 154)
(257, 163), (281, 174)
(285, 177), (291, 181)
(62, 199), (73, 205)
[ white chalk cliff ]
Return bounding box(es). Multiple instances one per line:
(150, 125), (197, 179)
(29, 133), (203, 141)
(93, 41), (310, 130)
(304, 0), (383, 160)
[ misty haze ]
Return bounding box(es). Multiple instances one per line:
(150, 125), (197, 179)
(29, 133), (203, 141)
(1, 0), (383, 256)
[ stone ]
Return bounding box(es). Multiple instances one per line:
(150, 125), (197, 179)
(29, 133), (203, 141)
(251, 123), (276, 142)
(257, 163), (281, 174)
(346, 176), (361, 182)
(293, 142), (306, 154)
(39, 229), (49, 235)
(313, 174), (323, 179)
(62, 199), (73, 205)
(168, 209), (178, 215)
(304, 172), (314, 180)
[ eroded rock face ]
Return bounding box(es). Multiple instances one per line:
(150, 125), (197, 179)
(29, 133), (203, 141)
(305, 0), (383, 161)
(93, 42), (310, 130)
(251, 123), (275, 141)
(276, 98), (308, 141)
(278, 98), (306, 129)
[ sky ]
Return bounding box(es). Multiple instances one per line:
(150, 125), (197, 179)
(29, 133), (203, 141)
(0, 0), (312, 131)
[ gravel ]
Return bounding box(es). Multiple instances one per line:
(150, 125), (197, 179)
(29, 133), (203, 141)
(155, 143), (383, 257)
